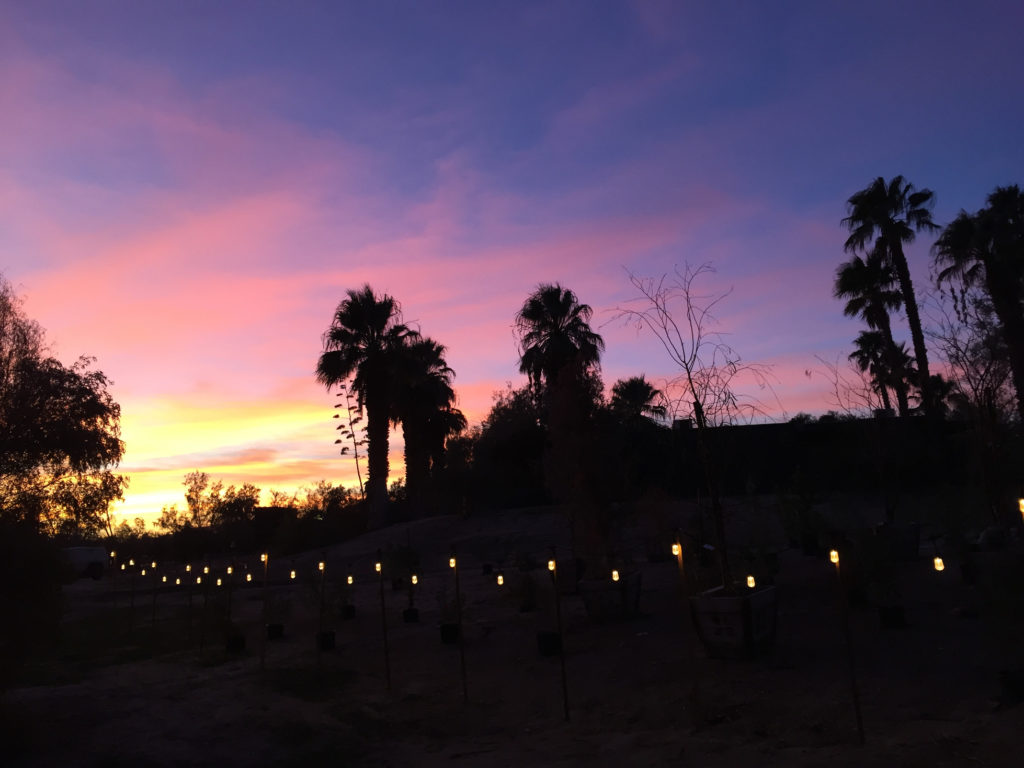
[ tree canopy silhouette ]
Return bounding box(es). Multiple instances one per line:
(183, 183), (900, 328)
(933, 184), (1024, 421)
(0, 275), (125, 538)
(834, 250), (911, 415)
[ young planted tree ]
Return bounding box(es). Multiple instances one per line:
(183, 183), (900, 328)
(618, 264), (776, 589)
(843, 176), (940, 414)
(316, 285), (418, 529)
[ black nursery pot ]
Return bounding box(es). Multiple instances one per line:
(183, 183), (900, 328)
(536, 630), (562, 657)
(225, 631), (246, 654)
(318, 630), (336, 651)
(341, 604), (356, 620)
(440, 622), (460, 644)
(266, 623), (285, 640)
(878, 604), (906, 630)
(403, 607), (420, 624)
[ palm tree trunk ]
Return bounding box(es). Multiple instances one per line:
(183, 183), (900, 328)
(891, 245), (932, 414)
(877, 381), (893, 413)
(402, 424), (431, 519)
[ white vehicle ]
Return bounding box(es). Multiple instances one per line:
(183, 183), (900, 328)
(62, 546), (108, 579)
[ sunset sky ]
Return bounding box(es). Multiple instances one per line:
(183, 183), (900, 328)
(2, 1), (1022, 526)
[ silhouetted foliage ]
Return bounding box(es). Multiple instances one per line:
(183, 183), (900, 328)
(835, 250), (912, 415)
(392, 337), (465, 518)
(933, 184), (1024, 422)
(316, 285), (418, 528)
(842, 175), (939, 413)
(470, 385), (548, 510)
(0, 276), (126, 539)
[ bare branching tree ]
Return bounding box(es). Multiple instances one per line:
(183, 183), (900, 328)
(616, 263), (780, 427)
(924, 288), (1014, 425)
(812, 353), (884, 418)
(615, 263), (780, 589)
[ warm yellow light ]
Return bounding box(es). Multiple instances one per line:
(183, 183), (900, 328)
(121, 564), (126, 571)
(141, 569), (146, 576)
(110, 550), (116, 558)
(246, 573), (252, 582)
(375, 562), (381, 573)
(162, 575), (167, 583)
(671, 543), (681, 557)
(151, 561), (156, 569)
(226, 566), (233, 575)
(347, 575), (354, 585)
(612, 569), (620, 582)
(449, 557), (456, 569)
(203, 566), (209, 575)
(747, 575), (756, 588)
(260, 553), (267, 563)
(318, 561), (325, 572)
(186, 564), (192, 573)
(1019, 498), (1024, 514)
(218, 578), (224, 586)
(290, 570), (296, 580)
(196, 577), (202, 585)
(175, 578), (181, 586)
(547, 559), (556, 572)
(496, 573), (504, 586)
(129, 558), (135, 566)
(830, 550), (839, 565)
(933, 557), (945, 572)
(411, 574), (418, 585)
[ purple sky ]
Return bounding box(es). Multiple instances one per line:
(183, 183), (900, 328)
(2, 1), (1022, 523)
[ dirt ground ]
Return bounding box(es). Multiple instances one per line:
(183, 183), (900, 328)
(4, 505), (1023, 767)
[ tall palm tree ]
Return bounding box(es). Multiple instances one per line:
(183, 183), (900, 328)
(610, 375), (667, 424)
(515, 283), (605, 392)
(843, 176), (939, 414)
(933, 185), (1024, 422)
(393, 337), (459, 516)
(834, 250), (911, 416)
(316, 285), (417, 528)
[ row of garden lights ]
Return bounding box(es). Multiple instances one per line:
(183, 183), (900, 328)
(111, 531), (961, 594)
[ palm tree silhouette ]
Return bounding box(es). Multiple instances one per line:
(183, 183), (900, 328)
(843, 176), (939, 414)
(849, 330), (914, 414)
(515, 283), (604, 392)
(610, 375), (666, 424)
(834, 250), (911, 416)
(316, 285), (418, 528)
(933, 185), (1024, 422)
(393, 337), (462, 517)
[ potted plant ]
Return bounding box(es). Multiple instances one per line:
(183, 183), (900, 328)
(436, 584), (462, 644)
(577, 556), (642, 622)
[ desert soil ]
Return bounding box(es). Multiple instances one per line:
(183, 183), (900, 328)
(4, 505), (1022, 767)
